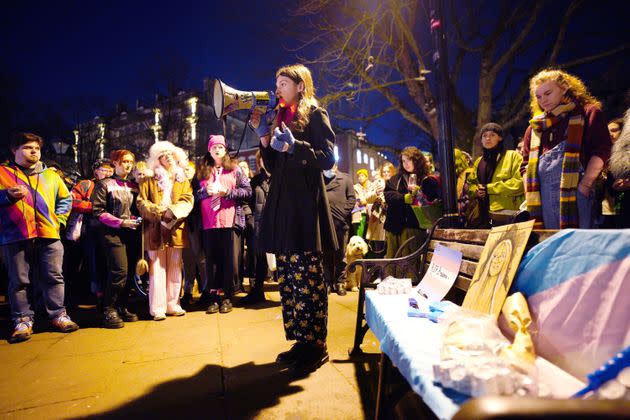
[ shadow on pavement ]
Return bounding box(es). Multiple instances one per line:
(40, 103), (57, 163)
(87, 361), (304, 419)
(332, 351), (380, 417)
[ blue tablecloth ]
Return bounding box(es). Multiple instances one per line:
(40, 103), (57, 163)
(365, 291), (470, 419)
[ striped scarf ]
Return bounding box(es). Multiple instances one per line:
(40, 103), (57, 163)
(525, 99), (584, 229)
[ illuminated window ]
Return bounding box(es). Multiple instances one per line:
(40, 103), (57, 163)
(369, 157), (375, 170)
(334, 145), (339, 162)
(356, 149), (362, 164)
(363, 153), (368, 164)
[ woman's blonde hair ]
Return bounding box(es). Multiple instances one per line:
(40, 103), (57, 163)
(379, 162), (396, 178)
(275, 64), (319, 132)
(529, 68), (601, 115)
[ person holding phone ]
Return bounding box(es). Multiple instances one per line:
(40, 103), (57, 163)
(92, 149), (141, 329)
(195, 135), (252, 315)
(384, 147), (436, 260)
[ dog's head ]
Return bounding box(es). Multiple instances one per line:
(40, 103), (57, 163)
(346, 235), (369, 258)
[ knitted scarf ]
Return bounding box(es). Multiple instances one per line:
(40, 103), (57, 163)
(525, 99), (584, 229)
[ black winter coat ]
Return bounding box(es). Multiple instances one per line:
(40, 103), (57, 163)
(324, 171), (356, 231)
(383, 172), (420, 235)
(260, 107), (338, 253)
(251, 170), (270, 238)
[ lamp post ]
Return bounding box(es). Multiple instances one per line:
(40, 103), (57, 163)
(430, 0), (458, 227)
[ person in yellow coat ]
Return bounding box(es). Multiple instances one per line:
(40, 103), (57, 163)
(137, 141), (193, 321)
(467, 123), (525, 225)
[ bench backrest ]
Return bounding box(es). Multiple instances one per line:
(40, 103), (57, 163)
(424, 228), (558, 296)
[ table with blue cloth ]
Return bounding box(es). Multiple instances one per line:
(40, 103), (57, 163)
(365, 290), (469, 419)
(364, 289), (586, 419)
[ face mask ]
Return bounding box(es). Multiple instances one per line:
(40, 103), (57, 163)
(323, 169), (335, 179)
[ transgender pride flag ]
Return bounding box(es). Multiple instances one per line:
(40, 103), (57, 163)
(508, 229), (630, 381)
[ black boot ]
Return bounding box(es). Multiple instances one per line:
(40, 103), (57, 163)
(103, 310), (124, 329)
(288, 343), (329, 376)
(117, 307), (138, 322)
(276, 342), (307, 365)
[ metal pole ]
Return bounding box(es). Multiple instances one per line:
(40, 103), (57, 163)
(430, 0), (458, 227)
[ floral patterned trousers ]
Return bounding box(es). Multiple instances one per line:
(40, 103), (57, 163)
(276, 252), (328, 346)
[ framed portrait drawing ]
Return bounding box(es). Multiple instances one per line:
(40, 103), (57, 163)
(462, 220), (535, 318)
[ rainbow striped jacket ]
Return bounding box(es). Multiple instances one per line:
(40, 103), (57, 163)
(0, 162), (72, 245)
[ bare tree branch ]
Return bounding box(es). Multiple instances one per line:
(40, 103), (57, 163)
(548, 0), (582, 64)
(333, 106), (397, 122)
(559, 43), (630, 69)
(490, 0), (546, 76)
(501, 103), (530, 131)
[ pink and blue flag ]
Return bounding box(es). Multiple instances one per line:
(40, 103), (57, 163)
(509, 229), (630, 381)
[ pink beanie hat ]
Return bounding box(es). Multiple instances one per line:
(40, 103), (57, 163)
(208, 135), (226, 152)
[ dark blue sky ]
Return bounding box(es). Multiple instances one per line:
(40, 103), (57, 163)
(1, 0), (431, 152)
(2, 0), (628, 154)
(2, 1), (288, 107)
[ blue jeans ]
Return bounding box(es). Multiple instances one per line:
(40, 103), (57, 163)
(1, 238), (66, 323)
(539, 141), (593, 229)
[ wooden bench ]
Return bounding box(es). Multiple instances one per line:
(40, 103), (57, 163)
(350, 221), (630, 419)
(347, 217), (557, 356)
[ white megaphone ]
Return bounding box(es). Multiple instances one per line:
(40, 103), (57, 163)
(212, 79), (278, 120)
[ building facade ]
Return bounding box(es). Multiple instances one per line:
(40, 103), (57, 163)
(74, 79), (392, 183)
(74, 78), (259, 175)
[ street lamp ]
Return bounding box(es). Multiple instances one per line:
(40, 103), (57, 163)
(73, 129), (79, 164)
(51, 140), (70, 155)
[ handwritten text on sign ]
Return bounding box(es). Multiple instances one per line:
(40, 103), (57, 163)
(417, 244), (463, 301)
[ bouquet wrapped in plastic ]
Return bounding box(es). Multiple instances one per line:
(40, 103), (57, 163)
(433, 294), (544, 397)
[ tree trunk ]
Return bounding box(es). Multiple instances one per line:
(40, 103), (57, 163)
(476, 68), (495, 158)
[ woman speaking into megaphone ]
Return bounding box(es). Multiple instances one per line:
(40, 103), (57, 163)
(250, 64), (338, 377)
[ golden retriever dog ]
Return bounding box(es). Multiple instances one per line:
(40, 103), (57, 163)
(345, 235), (369, 291)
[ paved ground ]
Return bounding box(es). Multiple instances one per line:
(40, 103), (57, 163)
(0, 283), (383, 419)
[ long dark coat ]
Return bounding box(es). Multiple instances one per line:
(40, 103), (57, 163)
(384, 172), (421, 235)
(259, 106), (338, 254)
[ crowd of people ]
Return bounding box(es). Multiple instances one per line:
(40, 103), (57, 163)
(1, 65), (628, 377)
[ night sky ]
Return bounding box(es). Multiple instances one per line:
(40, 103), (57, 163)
(2, 0), (629, 154)
(2, 1), (288, 113)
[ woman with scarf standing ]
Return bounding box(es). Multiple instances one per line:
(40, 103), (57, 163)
(196, 135), (251, 315)
(250, 63), (337, 377)
(137, 142), (193, 321)
(467, 123), (524, 227)
(520, 69), (612, 229)
(92, 149), (141, 329)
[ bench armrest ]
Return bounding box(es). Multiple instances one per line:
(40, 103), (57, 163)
(348, 217), (449, 287)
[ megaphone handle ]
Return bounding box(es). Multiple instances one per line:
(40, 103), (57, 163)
(233, 112), (252, 158)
